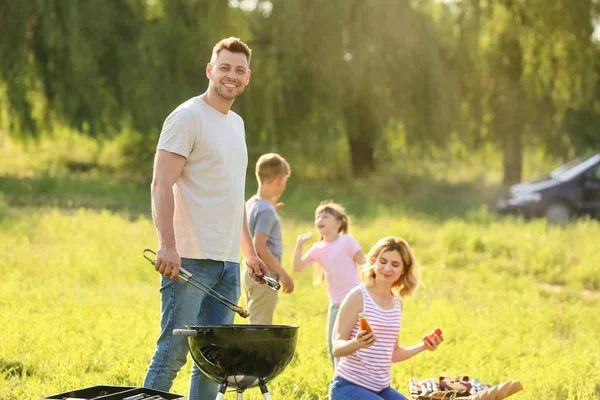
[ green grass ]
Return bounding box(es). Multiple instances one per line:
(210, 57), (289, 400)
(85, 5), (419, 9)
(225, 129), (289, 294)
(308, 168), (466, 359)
(0, 173), (150, 216)
(0, 164), (505, 225)
(0, 207), (599, 400)
(1, 137), (599, 399)
(0, 132), (564, 221)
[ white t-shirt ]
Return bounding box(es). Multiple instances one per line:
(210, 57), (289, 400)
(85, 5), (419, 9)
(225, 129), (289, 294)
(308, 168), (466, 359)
(157, 96), (248, 262)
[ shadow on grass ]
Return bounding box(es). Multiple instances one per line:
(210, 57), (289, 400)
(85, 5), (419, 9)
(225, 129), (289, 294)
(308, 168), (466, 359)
(0, 357), (35, 378)
(253, 173), (504, 224)
(0, 173), (151, 217)
(0, 171), (504, 223)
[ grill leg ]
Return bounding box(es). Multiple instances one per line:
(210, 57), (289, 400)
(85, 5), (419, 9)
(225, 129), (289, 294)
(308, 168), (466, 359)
(259, 382), (272, 400)
(237, 392), (243, 400)
(215, 383), (227, 400)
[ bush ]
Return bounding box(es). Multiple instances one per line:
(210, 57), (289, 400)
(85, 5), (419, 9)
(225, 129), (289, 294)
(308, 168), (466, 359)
(0, 193), (8, 221)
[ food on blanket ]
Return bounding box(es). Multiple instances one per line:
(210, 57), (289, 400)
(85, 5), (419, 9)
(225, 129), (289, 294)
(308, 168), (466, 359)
(439, 376), (472, 394)
(409, 377), (522, 399)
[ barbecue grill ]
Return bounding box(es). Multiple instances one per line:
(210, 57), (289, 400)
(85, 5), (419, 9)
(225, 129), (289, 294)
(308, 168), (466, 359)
(143, 249), (297, 399)
(174, 324), (298, 399)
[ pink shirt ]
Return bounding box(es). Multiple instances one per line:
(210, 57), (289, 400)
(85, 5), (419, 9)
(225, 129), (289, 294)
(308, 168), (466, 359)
(336, 284), (402, 392)
(301, 234), (362, 306)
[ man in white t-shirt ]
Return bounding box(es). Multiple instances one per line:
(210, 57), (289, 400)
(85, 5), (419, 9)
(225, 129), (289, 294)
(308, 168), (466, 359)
(143, 37), (270, 400)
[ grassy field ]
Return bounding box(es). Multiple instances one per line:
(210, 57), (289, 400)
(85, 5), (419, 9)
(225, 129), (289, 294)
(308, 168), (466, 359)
(0, 202), (599, 399)
(1, 138), (599, 399)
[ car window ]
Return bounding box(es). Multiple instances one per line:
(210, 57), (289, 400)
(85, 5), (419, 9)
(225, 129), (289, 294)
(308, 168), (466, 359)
(550, 156), (587, 178)
(551, 154), (600, 182)
(585, 164), (600, 180)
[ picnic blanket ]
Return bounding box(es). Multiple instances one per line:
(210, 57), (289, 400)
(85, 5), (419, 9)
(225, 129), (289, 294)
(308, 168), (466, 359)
(409, 376), (523, 400)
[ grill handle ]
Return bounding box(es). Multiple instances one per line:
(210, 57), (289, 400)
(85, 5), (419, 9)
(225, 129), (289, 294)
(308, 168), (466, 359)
(173, 329), (198, 337)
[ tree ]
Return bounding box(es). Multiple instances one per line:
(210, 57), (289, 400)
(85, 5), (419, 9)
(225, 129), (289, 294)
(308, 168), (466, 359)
(0, 0), (244, 138)
(251, 0), (457, 177)
(450, 0), (598, 184)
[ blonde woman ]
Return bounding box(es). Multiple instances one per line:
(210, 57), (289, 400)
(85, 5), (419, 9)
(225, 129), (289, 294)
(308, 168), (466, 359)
(329, 237), (444, 400)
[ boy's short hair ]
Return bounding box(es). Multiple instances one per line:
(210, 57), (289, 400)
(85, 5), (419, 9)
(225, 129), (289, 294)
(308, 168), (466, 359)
(211, 37), (252, 65)
(255, 153), (291, 184)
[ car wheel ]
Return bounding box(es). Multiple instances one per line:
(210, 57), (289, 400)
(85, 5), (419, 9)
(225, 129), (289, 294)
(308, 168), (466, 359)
(545, 202), (571, 224)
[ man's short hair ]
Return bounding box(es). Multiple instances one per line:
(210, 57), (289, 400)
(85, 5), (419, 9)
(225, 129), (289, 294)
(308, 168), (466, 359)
(210, 37), (252, 65)
(255, 153), (291, 184)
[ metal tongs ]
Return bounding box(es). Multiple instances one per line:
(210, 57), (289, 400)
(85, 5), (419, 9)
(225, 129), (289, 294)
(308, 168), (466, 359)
(242, 258), (282, 292)
(143, 249), (280, 319)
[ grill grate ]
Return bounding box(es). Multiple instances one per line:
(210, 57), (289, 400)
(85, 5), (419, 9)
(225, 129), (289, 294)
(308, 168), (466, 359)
(41, 385), (184, 400)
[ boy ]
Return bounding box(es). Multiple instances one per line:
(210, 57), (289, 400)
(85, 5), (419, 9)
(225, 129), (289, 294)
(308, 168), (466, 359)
(243, 153), (295, 324)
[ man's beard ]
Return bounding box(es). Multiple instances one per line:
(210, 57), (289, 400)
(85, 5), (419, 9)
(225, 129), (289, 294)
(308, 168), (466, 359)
(213, 83), (241, 100)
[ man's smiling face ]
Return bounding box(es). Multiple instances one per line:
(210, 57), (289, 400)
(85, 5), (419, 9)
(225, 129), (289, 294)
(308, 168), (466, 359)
(207, 49), (251, 101)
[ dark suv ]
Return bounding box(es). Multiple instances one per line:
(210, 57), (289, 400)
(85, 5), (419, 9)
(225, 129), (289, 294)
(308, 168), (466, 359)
(496, 152), (600, 222)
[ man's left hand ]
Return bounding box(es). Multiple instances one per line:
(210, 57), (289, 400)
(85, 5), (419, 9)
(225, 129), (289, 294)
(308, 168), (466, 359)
(245, 255), (270, 283)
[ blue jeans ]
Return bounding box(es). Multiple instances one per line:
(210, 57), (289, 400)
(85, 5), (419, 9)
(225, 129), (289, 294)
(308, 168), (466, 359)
(143, 258), (240, 400)
(329, 376), (410, 400)
(327, 305), (340, 370)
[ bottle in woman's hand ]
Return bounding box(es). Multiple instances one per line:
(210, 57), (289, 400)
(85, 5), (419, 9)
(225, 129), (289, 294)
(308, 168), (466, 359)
(356, 312), (376, 348)
(358, 312), (373, 333)
(423, 328), (443, 345)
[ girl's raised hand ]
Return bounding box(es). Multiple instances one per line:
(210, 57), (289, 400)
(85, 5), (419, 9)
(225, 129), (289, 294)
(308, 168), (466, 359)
(354, 329), (376, 349)
(297, 233), (313, 243)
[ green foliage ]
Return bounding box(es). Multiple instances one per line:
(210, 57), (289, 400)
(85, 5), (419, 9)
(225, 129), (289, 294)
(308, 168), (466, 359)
(2, 0), (600, 181)
(257, 0), (458, 175)
(0, 193), (8, 222)
(425, 0), (600, 183)
(0, 0), (245, 138)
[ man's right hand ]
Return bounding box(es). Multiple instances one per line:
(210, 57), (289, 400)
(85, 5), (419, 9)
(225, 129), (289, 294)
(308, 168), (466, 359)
(156, 245), (181, 280)
(280, 271), (295, 294)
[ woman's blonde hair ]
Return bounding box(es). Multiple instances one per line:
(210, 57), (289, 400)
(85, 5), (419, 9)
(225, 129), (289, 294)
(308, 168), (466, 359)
(360, 236), (421, 297)
(313, 201), (351, 285)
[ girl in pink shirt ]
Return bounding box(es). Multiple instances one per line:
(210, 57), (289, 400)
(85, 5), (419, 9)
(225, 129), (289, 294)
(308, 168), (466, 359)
(292, 201), (366, 369)
(330, 237), (444, 400)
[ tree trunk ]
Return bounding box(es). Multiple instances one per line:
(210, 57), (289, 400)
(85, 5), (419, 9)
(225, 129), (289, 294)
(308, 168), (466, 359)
(502, 127), (523, 185)
(495, 32), (525, 186)
(348, 137), (375, 177)
(346, 98), (376, 177)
